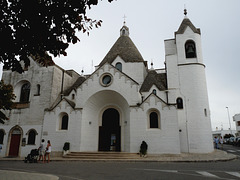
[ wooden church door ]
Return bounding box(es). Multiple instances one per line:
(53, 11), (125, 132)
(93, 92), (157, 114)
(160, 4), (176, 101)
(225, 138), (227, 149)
(9, 129), (21, 157)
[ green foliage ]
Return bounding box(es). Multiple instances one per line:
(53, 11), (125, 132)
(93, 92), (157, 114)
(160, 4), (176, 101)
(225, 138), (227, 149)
(63, 142), (70, 151)
(0, 0), (113, 73)
(0, 80), (16, 124)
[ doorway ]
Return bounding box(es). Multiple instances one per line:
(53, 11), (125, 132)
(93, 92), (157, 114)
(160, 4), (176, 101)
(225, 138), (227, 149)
(99, 108), (121, 151)
(9, 128), (22, 157)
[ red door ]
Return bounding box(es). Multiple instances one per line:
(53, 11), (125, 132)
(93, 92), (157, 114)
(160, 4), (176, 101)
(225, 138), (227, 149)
(9, 134), (21, 157)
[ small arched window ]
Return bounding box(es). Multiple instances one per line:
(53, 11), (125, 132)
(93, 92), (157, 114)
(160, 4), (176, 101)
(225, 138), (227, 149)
(185, 40), (196, 58)
(27, 129), (36, 145)
(72, 94), (75, 100)
(150, 111), (159, 128)
(61, 114), (69, 130)
(115, 62), (122, 71)
(176, 97), (183, 109)
(36, 84), (40, 95)
(20, 82), (31, 102)
(0, 130), (5, 144)
(152, 89), (157, 95)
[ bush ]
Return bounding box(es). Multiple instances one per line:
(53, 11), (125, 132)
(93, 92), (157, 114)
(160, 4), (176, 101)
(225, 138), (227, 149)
(63, 142), (70, 151)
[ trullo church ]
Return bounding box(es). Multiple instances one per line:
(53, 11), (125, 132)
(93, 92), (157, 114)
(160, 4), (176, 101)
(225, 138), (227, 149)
(0, 12), (214, 157)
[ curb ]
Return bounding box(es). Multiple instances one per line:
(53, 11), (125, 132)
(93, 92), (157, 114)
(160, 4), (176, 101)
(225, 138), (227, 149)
(0, 150), (237, 163)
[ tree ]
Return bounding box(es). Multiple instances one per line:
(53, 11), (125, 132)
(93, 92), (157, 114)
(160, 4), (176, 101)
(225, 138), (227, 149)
(0, 80), (16, 124)
(0, 0), (113, 73)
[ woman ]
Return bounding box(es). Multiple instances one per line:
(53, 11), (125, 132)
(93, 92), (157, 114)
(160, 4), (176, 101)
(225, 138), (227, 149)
(44, 140), (51, 163)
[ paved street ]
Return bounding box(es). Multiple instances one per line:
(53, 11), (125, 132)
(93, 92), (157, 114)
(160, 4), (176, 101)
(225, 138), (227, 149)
(0, 158), (240, 180)
(0, 144), (240, 180)
(222, 144), (240, 158)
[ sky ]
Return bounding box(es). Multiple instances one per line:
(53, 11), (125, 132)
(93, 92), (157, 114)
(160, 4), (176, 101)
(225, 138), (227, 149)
(0, 0), (239, 131)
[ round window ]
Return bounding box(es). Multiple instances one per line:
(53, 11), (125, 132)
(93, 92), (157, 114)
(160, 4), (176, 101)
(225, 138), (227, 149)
(102, 75), (111, 85)
(100, 74), (113, 87)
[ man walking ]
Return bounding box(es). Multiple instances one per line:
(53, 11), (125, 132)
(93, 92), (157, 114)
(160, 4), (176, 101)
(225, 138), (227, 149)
(38, 139), (46, 163)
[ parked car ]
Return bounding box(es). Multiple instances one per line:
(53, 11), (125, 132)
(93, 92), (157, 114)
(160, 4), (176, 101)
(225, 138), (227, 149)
(229, 137), (235, 145)
(224, 138), (229, 144)
(233, 137), (240, 146)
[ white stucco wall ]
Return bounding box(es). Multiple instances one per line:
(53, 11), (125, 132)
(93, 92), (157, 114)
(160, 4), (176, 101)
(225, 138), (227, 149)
(112, 56), (148, 86)
(129, 95), (180, 154)
(43, 100), (82, 153)
(0, 125), (42, 157)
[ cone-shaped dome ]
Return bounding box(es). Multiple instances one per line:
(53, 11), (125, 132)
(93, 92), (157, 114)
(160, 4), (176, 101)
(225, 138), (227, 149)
(175, 17), (201, 35)
(99, 25), (144, 66)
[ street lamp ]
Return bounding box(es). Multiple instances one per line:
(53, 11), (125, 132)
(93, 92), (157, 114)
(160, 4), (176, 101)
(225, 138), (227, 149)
(226, 107), (233, 135)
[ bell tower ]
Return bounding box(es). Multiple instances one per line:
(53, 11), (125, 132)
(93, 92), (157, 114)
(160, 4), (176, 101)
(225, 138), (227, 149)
(165, 9), (214, 153)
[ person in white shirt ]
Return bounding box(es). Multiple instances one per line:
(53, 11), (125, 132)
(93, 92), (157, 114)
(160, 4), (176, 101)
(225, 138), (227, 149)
(38, 139), (45, 163)
(220, 136), (224, 149)
(45, 140), (52, 163)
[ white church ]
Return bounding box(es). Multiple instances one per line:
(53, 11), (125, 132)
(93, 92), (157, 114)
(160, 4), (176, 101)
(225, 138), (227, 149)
(0, 12), (214, 157)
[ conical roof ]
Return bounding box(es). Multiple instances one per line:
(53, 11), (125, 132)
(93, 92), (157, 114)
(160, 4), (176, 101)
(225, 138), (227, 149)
(99, 27), (144, 66)
(140, 70), (167, 92)
(175, 18), (201, 35)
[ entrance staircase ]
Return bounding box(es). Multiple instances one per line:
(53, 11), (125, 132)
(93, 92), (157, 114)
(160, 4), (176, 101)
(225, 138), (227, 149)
(63, 152), (140, 160)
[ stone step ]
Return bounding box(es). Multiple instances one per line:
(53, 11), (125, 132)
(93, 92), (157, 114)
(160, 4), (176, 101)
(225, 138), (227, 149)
(63, 152), (140, 159)
(69, 152), (138, 156)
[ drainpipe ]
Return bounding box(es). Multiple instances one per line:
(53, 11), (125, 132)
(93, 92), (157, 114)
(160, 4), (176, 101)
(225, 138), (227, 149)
(165, 90), (169, 104)
(164, 60), (170, 105)
(40, 116), (44, 146)
(60, 70), (64, 99)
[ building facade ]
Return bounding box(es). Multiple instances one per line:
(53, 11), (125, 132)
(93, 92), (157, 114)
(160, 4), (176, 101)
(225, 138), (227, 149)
(233, 114), (240, 135)
(0, 14), (214, 157)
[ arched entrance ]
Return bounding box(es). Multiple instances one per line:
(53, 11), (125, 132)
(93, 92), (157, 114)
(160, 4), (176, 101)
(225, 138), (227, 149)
(8, 126), (22, 157)
(99, 108), (121, 151)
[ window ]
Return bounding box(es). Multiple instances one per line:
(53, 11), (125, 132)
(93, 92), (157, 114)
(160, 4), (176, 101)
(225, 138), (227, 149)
(102, 75), (111, 85)
(237, 121), (240, 126)
(36, 84), (40, 95)
(61, 114), (69, 130)
(152, 89), (157, 95)
(20, 82), (31, 102)
(149, 111), (159, 128)
(34, 84), (40, 96)
(115, 62), (122, 71)
(0, 130), (4, 144)
(185, 40), (196, 58)
(27, 129), (36, 145)
(204, 108), (207, 117)
(72, 94), (75, 100)
(100, 73), (113, 87)
(176, 97), (183, 109)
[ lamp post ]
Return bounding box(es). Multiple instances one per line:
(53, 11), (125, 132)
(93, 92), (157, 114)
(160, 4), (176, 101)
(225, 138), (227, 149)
(226, 107), (233, 135)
